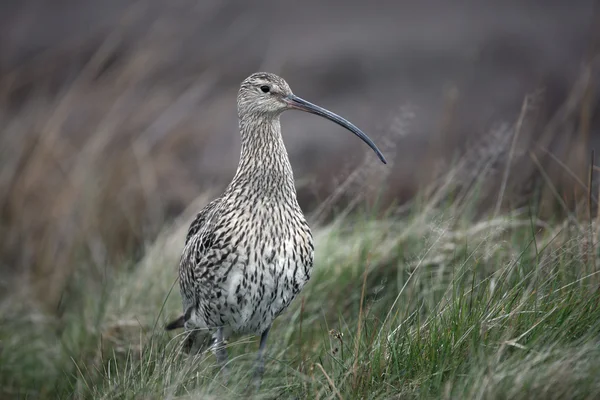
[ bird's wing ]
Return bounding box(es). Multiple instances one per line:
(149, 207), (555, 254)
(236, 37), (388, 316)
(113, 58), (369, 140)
(180, 197), (226, 299)
(184, 198), (222, 245)
(167, 198), (222, 331)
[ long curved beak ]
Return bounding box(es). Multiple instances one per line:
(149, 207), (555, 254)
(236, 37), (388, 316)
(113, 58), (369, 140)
(284, 94), (387, 164)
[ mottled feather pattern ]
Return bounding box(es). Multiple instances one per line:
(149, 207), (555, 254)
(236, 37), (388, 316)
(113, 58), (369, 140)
(178, 80), (314, 339)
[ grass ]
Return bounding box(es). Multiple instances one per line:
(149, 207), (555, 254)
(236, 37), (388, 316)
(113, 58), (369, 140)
(1, 196), (600, 399)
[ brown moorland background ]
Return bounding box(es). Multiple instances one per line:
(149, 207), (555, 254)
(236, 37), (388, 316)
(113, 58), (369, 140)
(1, 0), (599, 309)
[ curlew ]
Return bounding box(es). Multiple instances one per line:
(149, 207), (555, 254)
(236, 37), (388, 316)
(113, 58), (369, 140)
(166, 72), (386, 388)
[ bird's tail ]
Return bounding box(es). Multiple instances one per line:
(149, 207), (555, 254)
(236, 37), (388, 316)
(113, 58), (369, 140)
(165, 306), (194, 331)
(165, 314), (186, 330)
(165, 309), (213, 354)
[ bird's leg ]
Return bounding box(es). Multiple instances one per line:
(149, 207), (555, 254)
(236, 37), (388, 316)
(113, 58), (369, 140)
(212, 327), (229, 379)
(252, 326), (271, 391)
(182, 330), (196, 354)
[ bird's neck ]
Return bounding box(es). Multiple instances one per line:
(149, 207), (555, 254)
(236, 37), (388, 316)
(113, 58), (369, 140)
(228, 115), (297, 200)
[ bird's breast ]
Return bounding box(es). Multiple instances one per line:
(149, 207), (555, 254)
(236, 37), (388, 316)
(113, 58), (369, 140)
(219, 200), (314, 333)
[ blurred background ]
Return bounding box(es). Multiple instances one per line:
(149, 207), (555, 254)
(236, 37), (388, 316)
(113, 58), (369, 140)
(0, 0), (598, 309)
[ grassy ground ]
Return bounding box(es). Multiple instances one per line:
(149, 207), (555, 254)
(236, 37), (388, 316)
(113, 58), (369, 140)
(1, 195), (600, 400)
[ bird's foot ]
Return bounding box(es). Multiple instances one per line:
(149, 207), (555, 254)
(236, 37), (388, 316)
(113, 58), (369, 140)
(250, 357), (266, 392)
(218, 363), (231, 385)
(249, 326), (270, 393)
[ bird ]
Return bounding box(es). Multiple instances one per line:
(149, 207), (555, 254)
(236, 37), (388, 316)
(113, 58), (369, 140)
(165, 72), (386, 389)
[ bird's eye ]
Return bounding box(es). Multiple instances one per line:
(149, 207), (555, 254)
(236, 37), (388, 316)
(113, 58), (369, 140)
(260, 85), (270, 93)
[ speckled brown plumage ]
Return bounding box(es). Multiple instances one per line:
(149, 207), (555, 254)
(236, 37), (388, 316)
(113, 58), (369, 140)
(166, 72), (386, 388)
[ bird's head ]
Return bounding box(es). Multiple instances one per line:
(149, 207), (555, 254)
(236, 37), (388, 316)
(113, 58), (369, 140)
(237, 72), (387, 164)
(238, 72), (293, 116)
